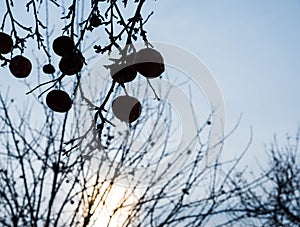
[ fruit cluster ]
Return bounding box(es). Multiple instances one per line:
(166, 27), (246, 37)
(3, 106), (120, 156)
(1, 31), (164, 124)
(0, 32), (32, 78)
(53, 36), (84, 76)
(111, 47), (164, 123)
(45, 36), (85, 113)
(0, 33), (85, 114)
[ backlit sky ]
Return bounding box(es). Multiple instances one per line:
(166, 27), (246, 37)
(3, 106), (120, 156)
(0, 1), (299, 226)
(1, 0), (300, 167)
(145, 0), (300, 164)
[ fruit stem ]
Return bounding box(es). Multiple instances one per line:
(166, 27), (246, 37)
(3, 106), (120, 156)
(126, 123), (131, 136)
(0, 54), (11, 63)
(146, 78), (160, 101)
(120, 83), (129, 96)
(26, 74), (65, 96)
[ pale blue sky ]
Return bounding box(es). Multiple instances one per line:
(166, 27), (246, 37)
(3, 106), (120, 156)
(144, 0), (300, 163)
(1, 0), (300, 165)
(0, 1), (299, 225)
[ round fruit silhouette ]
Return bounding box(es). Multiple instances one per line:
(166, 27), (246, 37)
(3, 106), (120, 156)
(112, 95), (142, 123)
(59, 52), (84, 75)
(111, 64), (137, 83)
(134, 48), (165, 78)
(90, 14), (101, 27)
(42, 63), (55, 74)
(9, 55), (32, 78)
(46, 90), (72, 113)
(0, 32), (13, 54)
(52, 36), (74, 57)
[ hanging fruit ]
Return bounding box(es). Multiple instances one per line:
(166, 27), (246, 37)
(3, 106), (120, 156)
(42, 63), (56, 74)
(134, 48), (165, 78)
(111, 64), (137, 83)
(9, 55), (32, 78)
(46, 90), (72, 113)
(0, 32), (13, 54)
(52, 36), (75, 57)
(112, 95), (142, 123)
(59, 52), (84, 75)
(90, 14), (102, 27)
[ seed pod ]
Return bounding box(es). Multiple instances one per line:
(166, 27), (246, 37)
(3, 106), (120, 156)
(134, 48), (165, 78)
(46, 90), (72, 113)
(112, 95), (142, 123)
(9, 55), (32, 78)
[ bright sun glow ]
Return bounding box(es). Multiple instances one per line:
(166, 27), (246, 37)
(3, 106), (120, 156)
(86, 181), (139, 227)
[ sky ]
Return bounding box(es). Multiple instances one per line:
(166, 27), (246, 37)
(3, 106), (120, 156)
(1, 0), (300, 226)
(144, 0), (300, 166)
(0, 0), (299, 171)
(0, 0), (299, 169)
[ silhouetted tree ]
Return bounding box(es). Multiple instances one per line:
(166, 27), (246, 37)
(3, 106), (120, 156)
(0, 83), (244, 226)
(0, 1), (231, 226)
(2, 1), (291, 227)
(223, 132), (300, 227)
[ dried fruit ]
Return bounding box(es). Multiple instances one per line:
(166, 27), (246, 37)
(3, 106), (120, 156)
(90, 14), (101, 27)
(52, 36), (74, 57)
(9, 55), (32, 78)
(59, 52), (84, 75)
(42, 63), (55, 74)
(134, 48), (165, 78)
(46, 90), (72, 113)
(112, 95), (142, 123)
(0, 32), (13, 54)
(111, 64), (137, 83)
